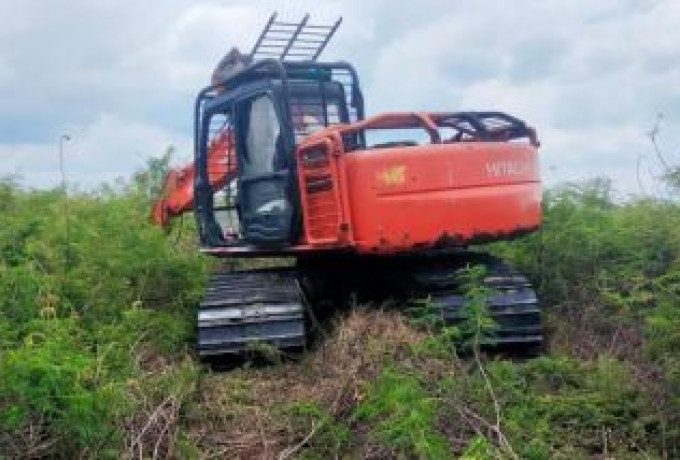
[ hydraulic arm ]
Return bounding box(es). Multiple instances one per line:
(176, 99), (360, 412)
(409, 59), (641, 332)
(151, 129), (235, 227)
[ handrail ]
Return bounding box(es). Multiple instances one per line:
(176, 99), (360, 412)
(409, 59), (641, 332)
(307, 111), (539, 147)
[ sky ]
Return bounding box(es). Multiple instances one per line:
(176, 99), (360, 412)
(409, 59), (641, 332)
(1, 0), (679, 196)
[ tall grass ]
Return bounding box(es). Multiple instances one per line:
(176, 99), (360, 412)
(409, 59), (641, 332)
(1, 167), (679, 458)
(0, 172), (208, 457)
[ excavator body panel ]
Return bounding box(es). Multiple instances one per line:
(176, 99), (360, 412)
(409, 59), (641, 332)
(342, 142), (540, 252)
(294, 112), (541, 253)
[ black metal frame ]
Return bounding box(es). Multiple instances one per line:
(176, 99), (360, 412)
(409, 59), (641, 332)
(356, 111), (538, 149)
(250, 13), (343, 62)
(435, 112), (539, 146)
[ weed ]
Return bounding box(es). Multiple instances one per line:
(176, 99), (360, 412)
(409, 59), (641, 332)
(279, 401), (350, 459)
(354, 367), (451, 459)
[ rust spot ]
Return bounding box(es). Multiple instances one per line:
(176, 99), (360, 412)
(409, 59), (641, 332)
(431, 225), (539, 249)
(434, 232), (467, 248)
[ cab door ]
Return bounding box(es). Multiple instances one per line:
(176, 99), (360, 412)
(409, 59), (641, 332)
(234, 92), (294, 246)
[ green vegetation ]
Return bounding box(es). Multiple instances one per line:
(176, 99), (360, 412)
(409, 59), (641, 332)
(355, 367), (451, 459)
(1, 166), (680, 458)
(0, 170), (208, 458)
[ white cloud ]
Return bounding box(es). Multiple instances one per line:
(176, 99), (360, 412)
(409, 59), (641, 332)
(1, 114), (191, 189)
(0, 0), (679, 194)
(117, 5), (261, 93)
(0, 55), (12, 85)
(366, 0), (680, 193)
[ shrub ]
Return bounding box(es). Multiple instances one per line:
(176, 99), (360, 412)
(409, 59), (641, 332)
(0, 318), (128, 455)
(0, 172), (208, 457)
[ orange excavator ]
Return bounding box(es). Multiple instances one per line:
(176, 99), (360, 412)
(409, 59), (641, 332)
(151, 13), (542, 357)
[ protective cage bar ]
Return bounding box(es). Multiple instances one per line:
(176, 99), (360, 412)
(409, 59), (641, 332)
(251, 12), (342, 62)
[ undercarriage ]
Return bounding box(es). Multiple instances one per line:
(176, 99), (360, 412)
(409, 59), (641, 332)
(196, 251), (542, 358)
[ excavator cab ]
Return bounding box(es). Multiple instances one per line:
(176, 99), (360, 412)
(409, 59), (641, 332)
(192, 14), (364, 249)
(194, 61), (364, 248)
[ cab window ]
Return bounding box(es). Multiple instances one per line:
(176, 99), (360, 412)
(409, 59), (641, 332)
(243, 95), (280, 176)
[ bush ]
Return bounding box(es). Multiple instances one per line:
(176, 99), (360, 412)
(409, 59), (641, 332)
(490, 179), (680, 456)
(0, 318), (128, 454)
(0, 172), (208, 457)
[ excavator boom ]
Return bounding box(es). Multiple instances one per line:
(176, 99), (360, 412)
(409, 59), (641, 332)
(151, 130), (235, 227)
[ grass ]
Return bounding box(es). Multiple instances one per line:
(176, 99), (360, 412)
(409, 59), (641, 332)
(1, 167), (680, 458)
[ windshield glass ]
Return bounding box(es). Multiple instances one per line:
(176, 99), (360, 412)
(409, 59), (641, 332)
(243, 95), (280, 176)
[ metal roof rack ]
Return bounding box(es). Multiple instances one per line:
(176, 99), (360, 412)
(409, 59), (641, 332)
(250, 12), (342, 62)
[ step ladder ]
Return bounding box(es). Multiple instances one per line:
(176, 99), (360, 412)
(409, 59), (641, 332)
(250, 12), (342, 62)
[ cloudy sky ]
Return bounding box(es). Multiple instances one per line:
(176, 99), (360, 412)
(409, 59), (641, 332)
(1, 0), (679, 195)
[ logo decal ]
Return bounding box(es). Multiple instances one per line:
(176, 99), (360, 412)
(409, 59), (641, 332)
(377, 165), (406, 186)
(485, 161), (532, 178)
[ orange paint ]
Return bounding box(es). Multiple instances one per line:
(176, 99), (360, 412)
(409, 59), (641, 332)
(152, 111), (541, 256)
(296, 112), (541, 253)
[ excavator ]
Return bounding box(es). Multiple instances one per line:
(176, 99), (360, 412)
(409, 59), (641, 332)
(151, 13), (543, 357)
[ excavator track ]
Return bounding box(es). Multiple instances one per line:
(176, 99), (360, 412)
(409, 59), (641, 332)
(408, 255), (543, 348)
(196, 253), (541, 359)
(298, 251), (543, 350)
(196, 268), (307, 357)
